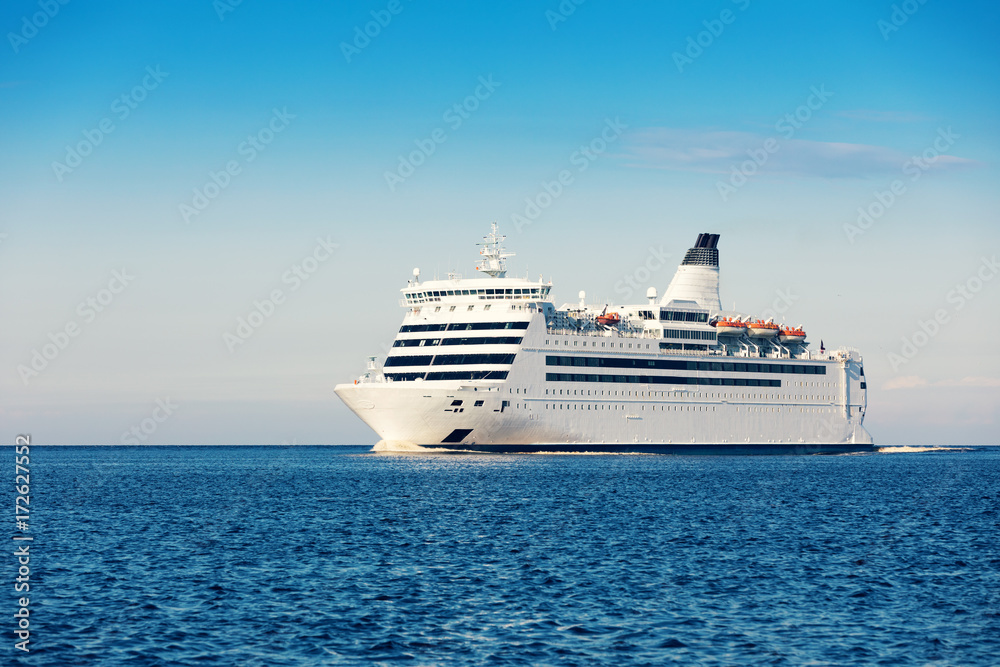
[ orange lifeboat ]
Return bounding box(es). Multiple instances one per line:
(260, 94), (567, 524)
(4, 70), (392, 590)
(596, 312), (620, 327)
(778, 326), (806, 344)
(713, 317), (746, 336)
(747, 319), (779, 338)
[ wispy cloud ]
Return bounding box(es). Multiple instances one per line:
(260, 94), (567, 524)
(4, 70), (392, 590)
(884, 376), (929, 390)
(884, 375), (1000, 390)
(620, 128), (982, 178)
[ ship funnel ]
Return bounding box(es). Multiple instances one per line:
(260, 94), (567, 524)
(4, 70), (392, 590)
(659, 232), (722, 312)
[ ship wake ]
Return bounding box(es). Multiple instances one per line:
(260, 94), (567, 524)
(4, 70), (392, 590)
(371, 440), (466, 453)
(876, 445), (976, 454)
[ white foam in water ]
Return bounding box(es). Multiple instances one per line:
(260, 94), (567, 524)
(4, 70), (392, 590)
(373, 442), (979, 455)
(371, 440), (432, 452)
(526, 451), (657, 455)
(371, 440), (467, 454)
(876, 445), (976, 454)
(369, 441), (655, 455)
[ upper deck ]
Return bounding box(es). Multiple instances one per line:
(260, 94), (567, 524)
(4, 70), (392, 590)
(370, 224), (861, 382)
(400, 277), (552, 308)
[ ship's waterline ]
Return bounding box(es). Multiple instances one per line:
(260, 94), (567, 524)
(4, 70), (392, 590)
(336, 224), (873, 453)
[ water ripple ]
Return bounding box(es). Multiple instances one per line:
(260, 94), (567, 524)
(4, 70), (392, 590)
(16, 445), (1000, 665)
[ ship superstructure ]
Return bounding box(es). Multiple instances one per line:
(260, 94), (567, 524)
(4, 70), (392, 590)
(335, 224), (873, 453)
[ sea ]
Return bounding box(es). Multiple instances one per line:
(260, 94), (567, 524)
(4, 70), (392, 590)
(10, 445), (1000, 666)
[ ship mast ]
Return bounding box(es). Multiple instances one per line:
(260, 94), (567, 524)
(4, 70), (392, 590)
(475, 221), (514, 278)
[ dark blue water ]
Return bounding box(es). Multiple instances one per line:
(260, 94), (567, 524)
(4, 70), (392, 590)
(10, 445), (1000, 665)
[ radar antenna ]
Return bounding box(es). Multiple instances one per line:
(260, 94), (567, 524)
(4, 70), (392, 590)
(475, 221), (513, 278)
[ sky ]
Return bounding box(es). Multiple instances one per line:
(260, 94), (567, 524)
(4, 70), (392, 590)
(1, 0), (998, 445)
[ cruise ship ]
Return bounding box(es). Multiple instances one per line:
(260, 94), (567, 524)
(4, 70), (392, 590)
(335, 224), (873, 454)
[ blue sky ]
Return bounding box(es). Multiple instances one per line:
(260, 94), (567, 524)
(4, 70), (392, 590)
(2, 0), (998, 445)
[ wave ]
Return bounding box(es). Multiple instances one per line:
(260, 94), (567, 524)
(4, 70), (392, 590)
(521, 451), (657, 455)
(876, 445), (977, 454)
(369, 440), (662, 455)
(370, 440), (465, 453)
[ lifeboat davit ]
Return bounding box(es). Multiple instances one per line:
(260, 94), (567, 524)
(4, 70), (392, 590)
(713, 317), (746, 336)
(596, 312), (620, 327)
(779, 326), (806, 344)
(747, 320), (779, 338)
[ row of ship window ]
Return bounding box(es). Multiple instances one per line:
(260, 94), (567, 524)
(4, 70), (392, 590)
(662, 329), (716, 340)
(660, 343), (710, 351)
(539, 403), (718, 411)
(522, 404), (835, 413)
(534, 388), (837, 403)
(545, 355), (828, 374)
(543, 389), (785, 400)
(393, 336), (523, 348)
(545, 338), (715, 351)
(546, 373), (782, 387)
(404, 287), (551, 302)
(385, 371), (510, 382)
(384, 353), (516, 367)
(549, 339), (654, 349)
(649, 310), (710, 322)
(400, 321), (530, 333)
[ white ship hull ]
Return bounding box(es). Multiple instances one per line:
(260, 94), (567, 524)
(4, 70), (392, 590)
(335, 316), (873, 454)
